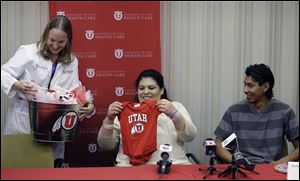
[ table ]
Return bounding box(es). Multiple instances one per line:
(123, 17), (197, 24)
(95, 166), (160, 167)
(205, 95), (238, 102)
(1, 164), (286, 180)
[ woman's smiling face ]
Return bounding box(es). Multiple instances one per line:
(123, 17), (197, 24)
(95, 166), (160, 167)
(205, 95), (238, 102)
(137, 77), (164, 102)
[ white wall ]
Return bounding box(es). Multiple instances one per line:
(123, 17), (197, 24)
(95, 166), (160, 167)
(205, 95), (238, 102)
(1, 1), (299, 164)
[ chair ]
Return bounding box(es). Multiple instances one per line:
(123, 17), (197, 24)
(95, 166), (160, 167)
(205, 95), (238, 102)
(1, 134), (53, 168)
(186, 153), (201, 164)
(281, 136), (289, 157)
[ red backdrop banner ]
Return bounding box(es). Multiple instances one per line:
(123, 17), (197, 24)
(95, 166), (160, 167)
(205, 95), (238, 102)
(49, 1), (161, 167)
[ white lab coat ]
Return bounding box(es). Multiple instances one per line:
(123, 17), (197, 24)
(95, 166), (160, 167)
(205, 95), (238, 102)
(1, 43), (80, 135)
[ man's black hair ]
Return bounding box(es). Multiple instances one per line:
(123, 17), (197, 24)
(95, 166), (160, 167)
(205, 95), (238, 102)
(245, 64), (275, 99)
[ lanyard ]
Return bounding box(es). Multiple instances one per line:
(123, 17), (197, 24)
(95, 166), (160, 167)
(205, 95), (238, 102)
(48, 63), (57, 90)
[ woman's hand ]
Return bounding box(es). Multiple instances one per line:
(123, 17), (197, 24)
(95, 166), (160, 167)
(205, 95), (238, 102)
(156, 99), (175, 116)
(157, 99), (185, 131)
(101, 101), (122, 136)
(79, 102), (95, 120)
(106, 101), (123, 122)
(12, 80), (37, 99)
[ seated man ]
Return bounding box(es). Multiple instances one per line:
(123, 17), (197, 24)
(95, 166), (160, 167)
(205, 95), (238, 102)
(214, 63), (299, 164)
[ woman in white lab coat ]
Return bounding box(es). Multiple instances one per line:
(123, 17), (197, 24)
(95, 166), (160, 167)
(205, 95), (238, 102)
(1, 15), (95, 167)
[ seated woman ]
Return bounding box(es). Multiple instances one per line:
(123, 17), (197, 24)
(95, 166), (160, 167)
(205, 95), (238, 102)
(97, 69), (197, 166)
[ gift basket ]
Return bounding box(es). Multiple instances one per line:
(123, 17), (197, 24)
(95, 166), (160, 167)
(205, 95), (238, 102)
(28, 81), (92, 142)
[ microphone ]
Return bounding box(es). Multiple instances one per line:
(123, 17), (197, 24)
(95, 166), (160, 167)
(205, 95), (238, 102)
(222, 134), (256, 171)
(203, 138), (216, 156)
(203, 138), (217, 167)
(217, 134), (259, 179)
(157, 144), (172, 174)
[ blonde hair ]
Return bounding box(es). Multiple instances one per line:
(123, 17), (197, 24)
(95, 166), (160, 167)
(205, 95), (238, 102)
(37, 15), (73, 64)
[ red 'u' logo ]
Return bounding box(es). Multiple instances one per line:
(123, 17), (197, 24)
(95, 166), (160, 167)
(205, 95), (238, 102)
(62, 112), (78, 130)
(134, 123), (144, 133)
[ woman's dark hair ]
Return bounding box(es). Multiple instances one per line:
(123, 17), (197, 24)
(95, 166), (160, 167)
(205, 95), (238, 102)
(134, 69), (169, 102)
(245, 63), (274, 99)
(37, 15), (73, 64)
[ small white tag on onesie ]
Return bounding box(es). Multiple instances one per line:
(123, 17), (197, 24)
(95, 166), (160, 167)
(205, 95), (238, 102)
(134, 103), (141, 108)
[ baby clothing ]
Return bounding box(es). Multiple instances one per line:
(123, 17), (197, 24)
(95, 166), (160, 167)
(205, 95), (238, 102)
(119, 99), (160, 165)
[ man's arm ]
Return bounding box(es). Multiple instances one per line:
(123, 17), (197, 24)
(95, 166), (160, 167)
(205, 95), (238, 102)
(271, 137), (299, 164)
(215, 137), (233, 163)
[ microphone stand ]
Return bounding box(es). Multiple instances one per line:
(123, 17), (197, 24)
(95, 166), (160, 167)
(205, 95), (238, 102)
(202, 153), (223, 179)
(217, 153), (259, 179)
(218, 158), (244, 179)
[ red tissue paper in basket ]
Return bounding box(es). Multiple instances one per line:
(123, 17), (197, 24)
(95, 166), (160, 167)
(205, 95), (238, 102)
(71, 84), (90, 105)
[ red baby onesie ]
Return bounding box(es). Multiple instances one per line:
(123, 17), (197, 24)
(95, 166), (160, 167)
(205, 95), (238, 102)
(119, 99), (160, 165)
